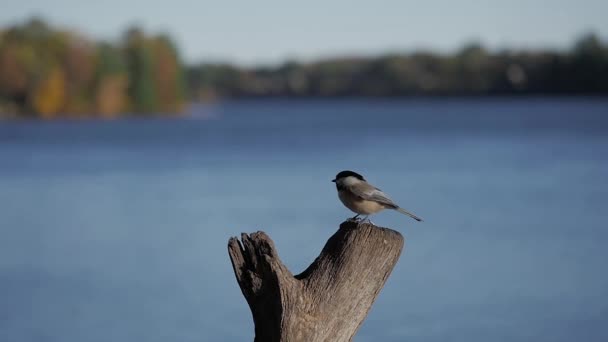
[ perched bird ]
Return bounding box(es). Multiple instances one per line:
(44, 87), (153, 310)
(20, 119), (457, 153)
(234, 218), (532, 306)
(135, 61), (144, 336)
(332, 170), (422, 222)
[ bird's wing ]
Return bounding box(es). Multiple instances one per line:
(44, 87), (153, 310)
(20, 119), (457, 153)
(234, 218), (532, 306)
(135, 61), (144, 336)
(346, 182), (399, 209)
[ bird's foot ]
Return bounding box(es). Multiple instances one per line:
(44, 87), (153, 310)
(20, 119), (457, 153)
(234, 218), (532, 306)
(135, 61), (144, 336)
(360, 216), (375, 225)
(347, 214), (361, 222)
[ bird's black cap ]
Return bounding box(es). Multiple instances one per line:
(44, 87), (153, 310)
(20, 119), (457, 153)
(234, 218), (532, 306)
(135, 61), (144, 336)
(332, 170), (365, 182)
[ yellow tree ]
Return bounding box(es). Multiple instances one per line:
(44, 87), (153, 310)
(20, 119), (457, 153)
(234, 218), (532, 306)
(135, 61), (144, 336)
(94, 42), (128, 117)
(30, 67), (67, 118)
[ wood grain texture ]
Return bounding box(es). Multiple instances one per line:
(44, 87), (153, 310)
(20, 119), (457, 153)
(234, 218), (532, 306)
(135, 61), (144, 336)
(228, 220), (404, 342)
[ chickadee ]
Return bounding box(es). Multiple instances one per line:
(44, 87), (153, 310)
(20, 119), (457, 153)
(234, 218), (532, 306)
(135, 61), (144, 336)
(332, 170), (422, 222)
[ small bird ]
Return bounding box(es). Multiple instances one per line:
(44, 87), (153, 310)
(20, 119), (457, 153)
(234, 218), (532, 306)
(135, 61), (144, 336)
(332, 170), (422, 222)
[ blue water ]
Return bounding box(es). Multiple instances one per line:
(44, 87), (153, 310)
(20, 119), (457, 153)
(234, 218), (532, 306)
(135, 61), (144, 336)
(1, 98), (607, 342)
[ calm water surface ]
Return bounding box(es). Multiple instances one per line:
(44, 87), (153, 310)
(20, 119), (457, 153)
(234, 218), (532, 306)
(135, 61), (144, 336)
(1, 98), (607, 341)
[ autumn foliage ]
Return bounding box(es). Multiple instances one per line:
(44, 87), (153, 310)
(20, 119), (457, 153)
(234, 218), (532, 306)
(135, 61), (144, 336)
(0, 18), (185, 118)
(2, 18), (606, 119)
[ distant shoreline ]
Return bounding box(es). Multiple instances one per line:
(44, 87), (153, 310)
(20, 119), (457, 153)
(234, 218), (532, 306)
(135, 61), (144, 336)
(3, 96), (608, 121)
(2, 18), (607, 119)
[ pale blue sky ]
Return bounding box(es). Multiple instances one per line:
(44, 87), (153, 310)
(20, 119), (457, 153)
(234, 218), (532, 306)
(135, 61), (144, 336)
(1, 0), (607, 65)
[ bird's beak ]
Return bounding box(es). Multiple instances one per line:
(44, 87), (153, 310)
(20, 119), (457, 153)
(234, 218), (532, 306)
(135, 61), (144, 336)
(331, 179), (336, 182)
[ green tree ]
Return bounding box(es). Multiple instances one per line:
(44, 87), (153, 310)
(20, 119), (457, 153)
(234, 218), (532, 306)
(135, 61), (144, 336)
(124, 27), (157, 113)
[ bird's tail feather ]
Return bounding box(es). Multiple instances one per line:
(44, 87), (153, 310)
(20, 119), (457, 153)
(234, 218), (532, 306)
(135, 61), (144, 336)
(396, 207), (423, 222)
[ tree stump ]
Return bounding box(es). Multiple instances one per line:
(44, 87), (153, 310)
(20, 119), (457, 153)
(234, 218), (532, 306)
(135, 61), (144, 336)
(227, 220), (405, 342)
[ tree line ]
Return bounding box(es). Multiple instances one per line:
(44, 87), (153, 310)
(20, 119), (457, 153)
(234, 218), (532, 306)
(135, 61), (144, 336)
(0, 18), (185, 118)
(1, 18), (607, 118)
(187, 35), (608, 99)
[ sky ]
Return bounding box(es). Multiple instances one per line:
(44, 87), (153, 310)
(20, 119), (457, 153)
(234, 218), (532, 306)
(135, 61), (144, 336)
(1, 0), (607, 66)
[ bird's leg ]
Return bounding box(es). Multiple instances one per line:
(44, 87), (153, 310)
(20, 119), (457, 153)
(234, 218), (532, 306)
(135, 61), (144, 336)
(349, 214), (360, 222)
(361, 215), (375, 225)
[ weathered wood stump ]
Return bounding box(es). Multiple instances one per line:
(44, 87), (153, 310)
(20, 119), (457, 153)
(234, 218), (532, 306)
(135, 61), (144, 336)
(227, 220), (405, 342)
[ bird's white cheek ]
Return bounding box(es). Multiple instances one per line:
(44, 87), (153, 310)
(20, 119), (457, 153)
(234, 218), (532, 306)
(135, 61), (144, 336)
(341, 177), (358, 187)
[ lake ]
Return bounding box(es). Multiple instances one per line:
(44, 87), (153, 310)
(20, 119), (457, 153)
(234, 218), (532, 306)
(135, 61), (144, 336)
(1, 98), (607, 341)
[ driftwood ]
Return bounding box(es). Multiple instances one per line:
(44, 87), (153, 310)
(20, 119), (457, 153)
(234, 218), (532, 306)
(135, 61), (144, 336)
(227, 220), (404, 342)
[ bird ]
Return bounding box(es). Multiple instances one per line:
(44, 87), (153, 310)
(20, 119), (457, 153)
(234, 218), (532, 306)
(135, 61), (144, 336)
(332, 170), (422, 222)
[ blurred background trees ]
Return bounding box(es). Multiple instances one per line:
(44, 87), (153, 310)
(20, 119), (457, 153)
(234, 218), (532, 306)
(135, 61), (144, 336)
(0, 18), (606, 118)
(0, 18), (185, 118)
(187, 34), (608, 100)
